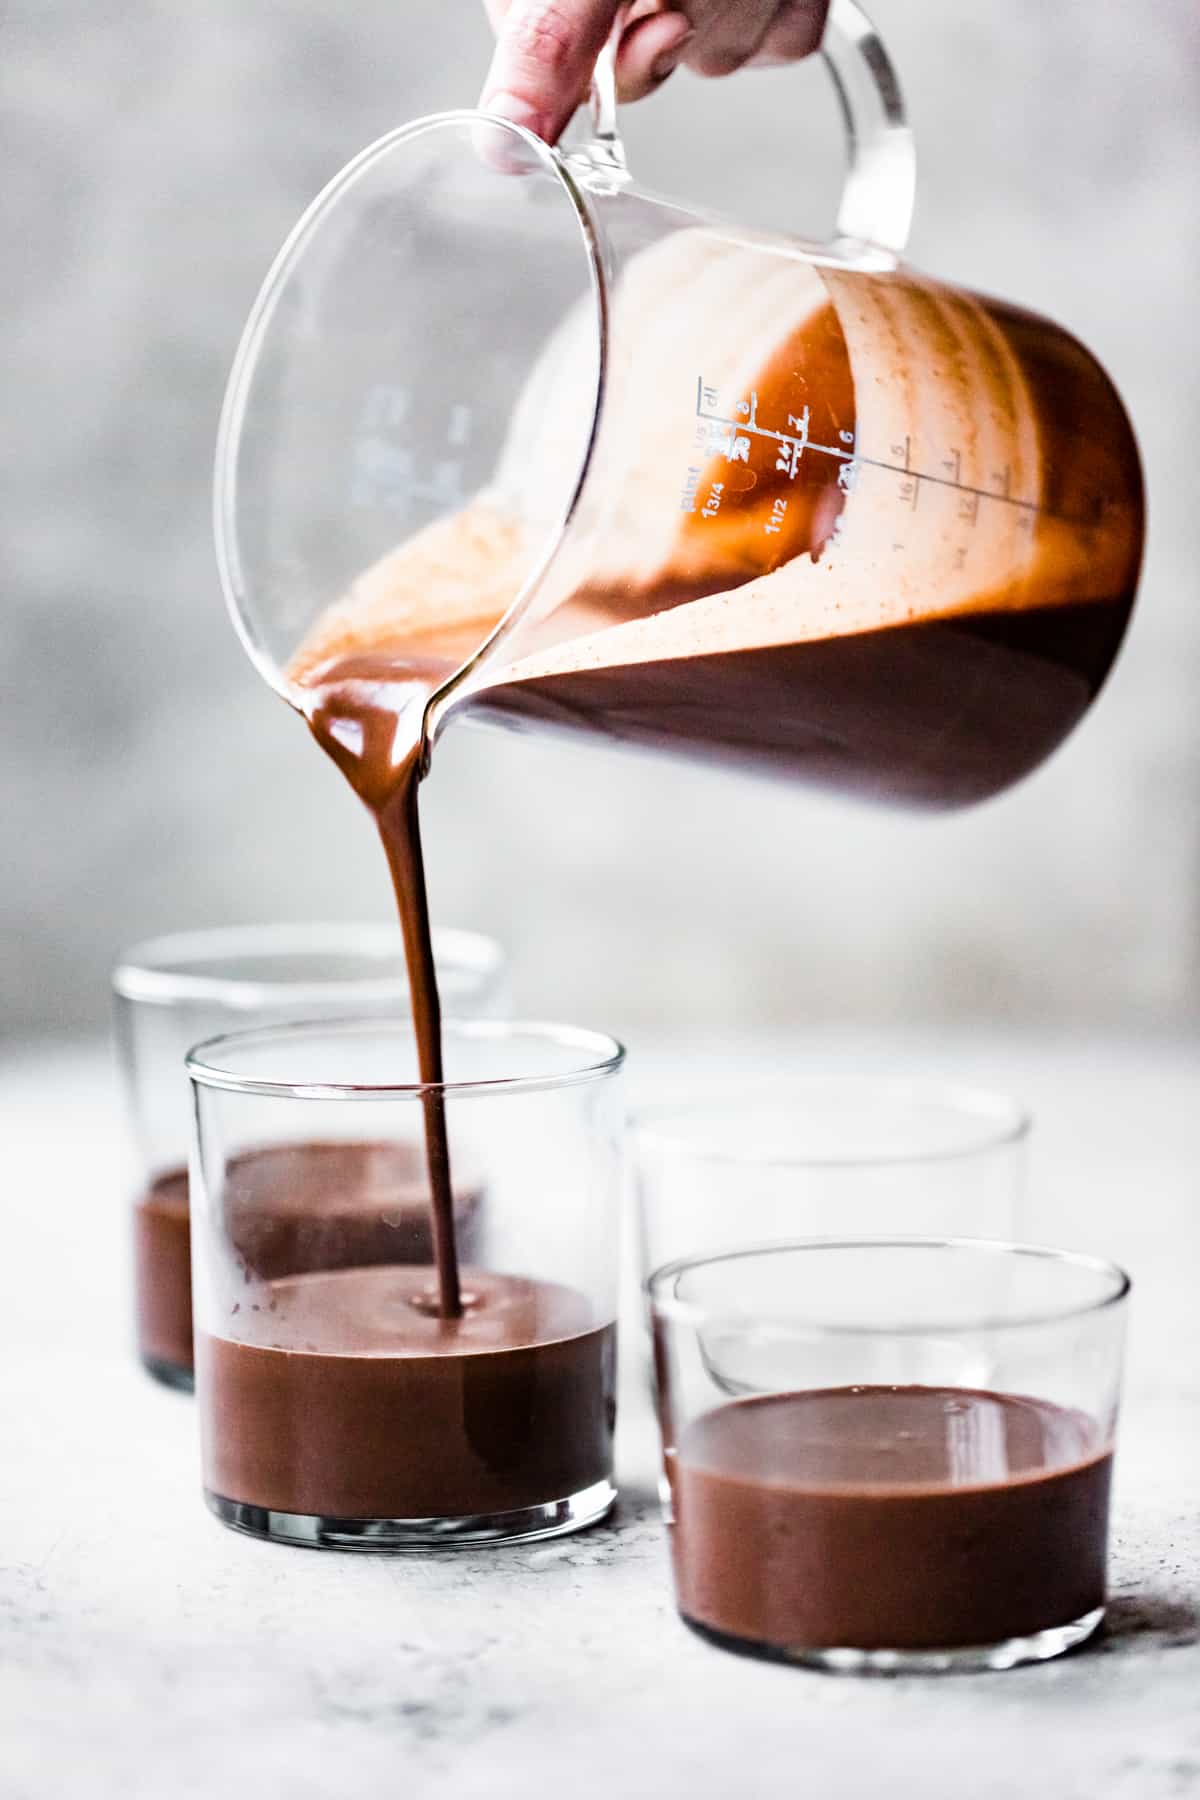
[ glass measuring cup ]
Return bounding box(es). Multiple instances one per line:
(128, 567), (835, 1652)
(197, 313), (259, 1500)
(215, 0), (1143, 810)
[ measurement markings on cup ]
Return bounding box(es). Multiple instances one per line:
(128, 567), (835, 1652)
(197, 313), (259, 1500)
(691, 378), (1100, 531)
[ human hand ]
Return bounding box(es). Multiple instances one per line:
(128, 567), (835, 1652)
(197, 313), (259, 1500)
(479, 1), (831, 145)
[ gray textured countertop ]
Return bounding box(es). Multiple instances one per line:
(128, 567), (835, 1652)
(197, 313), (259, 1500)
(2, 1031), (1198, 1800)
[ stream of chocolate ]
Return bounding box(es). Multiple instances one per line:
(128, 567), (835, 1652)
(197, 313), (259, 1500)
(301, 665), (464, 1317)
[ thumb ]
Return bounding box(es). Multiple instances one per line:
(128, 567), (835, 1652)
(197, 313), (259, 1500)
(480, 0), (623, 144)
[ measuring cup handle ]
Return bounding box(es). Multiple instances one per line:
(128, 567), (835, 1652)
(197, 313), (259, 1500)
(586, 18), (628, 178)
(821, 0), (915, 257)
(586, 0), (914, 255)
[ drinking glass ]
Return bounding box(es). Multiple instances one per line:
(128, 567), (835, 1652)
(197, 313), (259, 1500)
(113, 922), (507, 1388)
(650, 1237), (1129, 1672)
(635, 1076), (1030, 1282)
(187, 1017), (624, 1549)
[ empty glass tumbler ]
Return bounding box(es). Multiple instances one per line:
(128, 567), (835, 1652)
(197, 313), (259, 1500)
(635, 1076), (1029, 1281)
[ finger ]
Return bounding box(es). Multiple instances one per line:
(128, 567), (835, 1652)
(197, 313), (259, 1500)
(679, 0), (780, 78)
(614, 8), (694, 102)
(480, 0), (622, 143)
(748, 0), (829, 65)
(483, 0), (652, 31)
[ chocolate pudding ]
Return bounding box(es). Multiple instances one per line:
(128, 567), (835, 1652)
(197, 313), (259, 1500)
(198, 1266), (616, 1520)
(476, 600), (1131, 807)
(134, 1168), (192, 1380)
(668, 1386), (1112, 1656)
(134, 1142), (481, 1382)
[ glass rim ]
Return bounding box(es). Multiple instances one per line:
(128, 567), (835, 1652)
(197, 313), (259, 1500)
(111, 922), (504, 1010)
(186, 1015), (625, 1101)
(647, 1236), (1131, 1336)
(632, 1077), (1030, 1169)
(213, 107), (608, 707)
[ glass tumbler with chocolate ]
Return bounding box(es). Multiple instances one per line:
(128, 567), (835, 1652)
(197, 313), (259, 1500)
(651, 1239), (1129, 1672)
(187, 1018), (624, 1550)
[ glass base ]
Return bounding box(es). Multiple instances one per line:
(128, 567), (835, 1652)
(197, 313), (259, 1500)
(681, 1606), (1105, 1673)
(205, 1477), (616, 1550)
(140, 1353), (194, 1394)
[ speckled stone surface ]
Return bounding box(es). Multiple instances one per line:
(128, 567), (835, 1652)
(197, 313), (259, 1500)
(2, 1033), (1198, 1800)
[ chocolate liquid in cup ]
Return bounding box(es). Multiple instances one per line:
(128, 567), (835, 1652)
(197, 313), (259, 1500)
(135, 1169), (192, 1374)
(198, 1267), (616, 1518)
(667, 1386), (1112, 1654)
(288, 231), (1143, 1308)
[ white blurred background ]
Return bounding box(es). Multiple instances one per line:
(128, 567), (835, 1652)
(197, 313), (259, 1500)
(3, 0), (1197, 1043)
